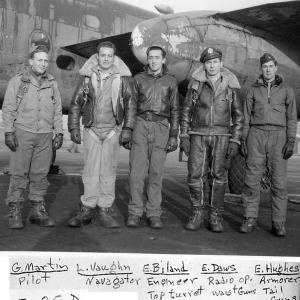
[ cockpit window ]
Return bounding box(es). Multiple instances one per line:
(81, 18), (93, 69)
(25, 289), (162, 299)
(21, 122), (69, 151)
(82, 14), (100, 29)
(29, 30), (52, 52)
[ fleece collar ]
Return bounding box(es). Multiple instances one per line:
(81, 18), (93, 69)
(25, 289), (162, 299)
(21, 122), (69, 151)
(192, 65), (241, 96)
(255, 74), (283, 87)
(80, 54), (131, 117)
(91, 64), (119, 77)
(79, 54), (132, 77)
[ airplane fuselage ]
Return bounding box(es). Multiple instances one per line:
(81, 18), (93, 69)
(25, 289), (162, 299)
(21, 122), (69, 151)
(131, 12), (300, 113)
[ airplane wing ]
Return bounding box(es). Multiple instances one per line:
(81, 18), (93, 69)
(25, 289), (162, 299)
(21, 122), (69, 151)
(61, 32), (144, 75)
(214, 1), (300, 43)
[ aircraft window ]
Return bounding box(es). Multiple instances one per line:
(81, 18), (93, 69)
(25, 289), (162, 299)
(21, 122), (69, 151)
(82, 14), (100, 29)
(29, 30), (51, 51)
(56, 55), (75, 71)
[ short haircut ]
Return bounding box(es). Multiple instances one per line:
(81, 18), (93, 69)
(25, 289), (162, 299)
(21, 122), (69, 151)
(147, 46), (166, 58)
(29, 45), (49, 59)
(97, 41), (116, 55)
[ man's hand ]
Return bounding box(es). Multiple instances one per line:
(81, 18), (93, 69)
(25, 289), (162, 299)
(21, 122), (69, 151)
(180, 137), (190, 156)
(282, 138), (294, 160)
(226, 141), (239, 159)
(119, 127), (132, 150)
(53, 133), (63, 150)
(70, 128), (81, 144)
(5, 132), (18, 152)
(239, 140), (247, 158)
(165, 137), (178, 153)
(123, 142), (131, 150)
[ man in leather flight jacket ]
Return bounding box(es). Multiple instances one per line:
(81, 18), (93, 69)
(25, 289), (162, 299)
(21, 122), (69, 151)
(239, 53), (297, 237)
(180, 47), (244, 233)
(126, 45), (180, 229)
(67, 42), (136, 228)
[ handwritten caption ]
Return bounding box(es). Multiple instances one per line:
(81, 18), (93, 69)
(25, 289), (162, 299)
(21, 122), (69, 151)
(10, 257), (300, 300)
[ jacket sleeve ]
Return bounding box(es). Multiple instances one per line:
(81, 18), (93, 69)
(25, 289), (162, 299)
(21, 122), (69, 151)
(231, 88), (244, 142)
(122, 76), (137, 130)
(169, 77), (180, 138)
(52, 81), (63, 135)
(180, 82), (194, 137)
(2, 76), (20, 133)
(132, 76), (139, 103)
(285, 86), (297, 140)
(67, 77), (86, 132)
(242, 87), (254, 140)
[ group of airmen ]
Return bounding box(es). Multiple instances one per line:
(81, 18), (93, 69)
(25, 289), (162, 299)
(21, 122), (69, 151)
(2, 41), (297, 237)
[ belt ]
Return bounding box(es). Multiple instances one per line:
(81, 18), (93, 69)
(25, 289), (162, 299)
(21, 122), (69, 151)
(139, 112), (167, 122)
(251, 125), (285, 131)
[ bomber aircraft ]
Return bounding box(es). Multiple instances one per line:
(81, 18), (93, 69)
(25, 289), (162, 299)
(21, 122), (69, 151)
(0, 0), (299, 195)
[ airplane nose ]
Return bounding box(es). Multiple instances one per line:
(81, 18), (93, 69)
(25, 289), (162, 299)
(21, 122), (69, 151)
(131, 13), (202, 83)
(131, 17), (168, 66)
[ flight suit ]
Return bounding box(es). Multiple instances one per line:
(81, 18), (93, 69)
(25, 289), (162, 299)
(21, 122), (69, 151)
(128, 64), (180, 219)
(68, 54), (136, 227)
(241, 75), (297, 223)
(2, 70), (63, 205)
(181, 66), (244, 215)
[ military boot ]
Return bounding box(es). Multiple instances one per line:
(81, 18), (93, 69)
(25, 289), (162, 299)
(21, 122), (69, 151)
(148, 216), (163, 229)
(8, 202), (24, 229)
(239, 217), (257, 234)
(272, 222), (286, 237)
(209, 209), (223, 233)
(95, 206), (119, 228)
(28, 201), (56, 227)
(68, 205), (94, 227)
(185, 206), (204, 231)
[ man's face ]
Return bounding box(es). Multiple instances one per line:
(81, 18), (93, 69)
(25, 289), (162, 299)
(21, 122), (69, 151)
(98, 47), (115, 70)
(261, 60), (277, 82)
(29, 51), (49, 74)
(147, 49), (165, 74)
(204, 58), (223, 77)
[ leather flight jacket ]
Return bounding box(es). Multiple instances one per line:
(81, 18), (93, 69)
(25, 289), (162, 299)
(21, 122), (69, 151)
(68, 75), (136, 132)
(134, 64), (180, 137)
(180, 67), (244, 142)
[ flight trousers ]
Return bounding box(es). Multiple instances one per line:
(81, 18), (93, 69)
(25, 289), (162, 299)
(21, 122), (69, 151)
(241, 127), (288, 222)
(128, 117), (169, 218)
(81, 127), (121, 208)
(6, 128), (53, 205)
(187, 135), (230, 210)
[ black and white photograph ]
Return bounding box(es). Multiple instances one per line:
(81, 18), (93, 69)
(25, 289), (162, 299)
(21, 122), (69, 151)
(0, 0), (299, 298)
